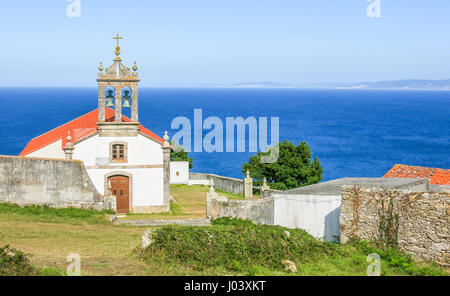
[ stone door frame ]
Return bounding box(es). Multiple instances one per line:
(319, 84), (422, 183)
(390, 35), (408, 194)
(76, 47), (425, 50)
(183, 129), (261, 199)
(104, 171), (133, 213)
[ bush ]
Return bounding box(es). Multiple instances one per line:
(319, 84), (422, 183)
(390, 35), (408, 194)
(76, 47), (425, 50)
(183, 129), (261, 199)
(138, 224), (447, 276)
(211, 217), (255, 227)
(242, 140), (323, 190)
(0, 245), (37, 276)
(138, 223), (335, 272)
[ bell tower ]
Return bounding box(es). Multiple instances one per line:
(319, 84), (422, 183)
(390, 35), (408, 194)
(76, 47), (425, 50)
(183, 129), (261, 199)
(97, 34), (140, 137)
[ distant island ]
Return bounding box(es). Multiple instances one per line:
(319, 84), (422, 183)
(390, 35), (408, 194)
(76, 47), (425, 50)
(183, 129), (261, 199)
(143, 79), (450, 90)
(335, 79), (450, 91)
(216, 79), (450, 90)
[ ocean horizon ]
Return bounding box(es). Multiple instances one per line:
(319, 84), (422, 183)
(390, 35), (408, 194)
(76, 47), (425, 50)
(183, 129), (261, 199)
(0, 87), (449, 182)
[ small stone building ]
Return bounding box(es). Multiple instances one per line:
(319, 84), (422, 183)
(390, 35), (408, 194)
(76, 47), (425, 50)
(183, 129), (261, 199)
(170, 161), (190, 184)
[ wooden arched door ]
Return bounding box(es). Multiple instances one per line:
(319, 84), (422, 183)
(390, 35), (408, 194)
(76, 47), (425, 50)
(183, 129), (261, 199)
(109, 175), (130, 214)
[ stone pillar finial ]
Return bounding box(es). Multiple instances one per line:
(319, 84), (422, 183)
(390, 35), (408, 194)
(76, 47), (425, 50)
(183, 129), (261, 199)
(209, 179), (215, 192)
(261, 177), (270, 191)
(66, 131), (72, 143)
(132, 61), (138, 76)
(163, 131), (170, 147)
(244, 170), (253, 200)
(63, 131), (75, 160)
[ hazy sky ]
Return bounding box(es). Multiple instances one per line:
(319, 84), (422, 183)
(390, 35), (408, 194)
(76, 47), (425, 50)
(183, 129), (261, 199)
(0, 0), (449, 86)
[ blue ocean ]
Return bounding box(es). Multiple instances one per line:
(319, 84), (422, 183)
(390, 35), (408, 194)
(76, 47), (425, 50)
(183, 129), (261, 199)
(0, 88), (449, 181)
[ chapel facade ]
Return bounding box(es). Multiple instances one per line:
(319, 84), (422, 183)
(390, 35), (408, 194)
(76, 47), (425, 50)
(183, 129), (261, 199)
(20, 35), (171, 214)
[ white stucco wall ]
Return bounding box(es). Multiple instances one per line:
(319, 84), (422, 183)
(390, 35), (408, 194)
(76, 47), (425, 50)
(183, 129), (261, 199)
(24, 133), (165, 209)
(273, 194), (341, 242)
(73, 134), (162, 166)
(27, 139), (65, 159)
(74, 134), (164, 208)
(170, 161), (189, 184)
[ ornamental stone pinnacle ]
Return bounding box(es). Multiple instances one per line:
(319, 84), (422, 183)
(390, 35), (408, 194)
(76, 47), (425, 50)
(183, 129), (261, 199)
(163, 131), (170, 147)
(244, 170), (253, 199)
(66, 132), (74, 148)
(63, 131), (75, 160)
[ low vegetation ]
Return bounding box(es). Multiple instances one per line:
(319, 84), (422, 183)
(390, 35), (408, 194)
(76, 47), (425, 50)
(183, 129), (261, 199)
(137, 217), (446, 276)
(0, 203), (114, 224)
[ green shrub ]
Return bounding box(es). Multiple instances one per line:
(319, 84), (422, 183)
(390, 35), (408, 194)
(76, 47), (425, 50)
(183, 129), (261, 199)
(139, 223), (335, 272)
(138, 225), (447, 276)
(211, 217), (255, 227)
(0, 245), (37, 276)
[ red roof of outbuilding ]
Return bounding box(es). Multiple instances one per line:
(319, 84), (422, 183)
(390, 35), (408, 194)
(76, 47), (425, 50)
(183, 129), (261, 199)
(19, 108), (164, 156)
(383, 164), (450, 185)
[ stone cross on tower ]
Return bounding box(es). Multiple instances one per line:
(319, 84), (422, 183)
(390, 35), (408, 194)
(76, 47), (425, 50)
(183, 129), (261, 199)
(114, 33), (123, 47)
(96, 34), (140, 137)
(113, 33), (123, 61)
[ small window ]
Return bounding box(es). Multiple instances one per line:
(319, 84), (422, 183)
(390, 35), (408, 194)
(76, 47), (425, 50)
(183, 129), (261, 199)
(110, 142), (127, 163)
(176, 172), (180, 177)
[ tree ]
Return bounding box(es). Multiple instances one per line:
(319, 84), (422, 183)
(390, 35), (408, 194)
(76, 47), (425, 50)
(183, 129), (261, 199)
(170, 144), (193, 169)
(242, 140), (323, 190)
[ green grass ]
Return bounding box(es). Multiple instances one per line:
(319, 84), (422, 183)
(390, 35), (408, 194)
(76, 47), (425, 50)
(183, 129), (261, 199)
(0, 195), (447, 276)
(0, 203), (114, 224)
(138, 218), (447, 276)
(215, 189), (246, 200)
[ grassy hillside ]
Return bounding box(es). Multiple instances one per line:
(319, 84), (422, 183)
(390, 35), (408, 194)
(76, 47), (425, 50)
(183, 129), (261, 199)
(0, 185), (447, 276)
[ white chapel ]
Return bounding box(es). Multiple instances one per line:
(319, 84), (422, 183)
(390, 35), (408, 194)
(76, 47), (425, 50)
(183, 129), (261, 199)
(20, 35), (171, 214)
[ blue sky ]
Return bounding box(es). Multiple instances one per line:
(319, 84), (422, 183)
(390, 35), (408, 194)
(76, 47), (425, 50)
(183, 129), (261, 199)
(0, 0), (449, 86)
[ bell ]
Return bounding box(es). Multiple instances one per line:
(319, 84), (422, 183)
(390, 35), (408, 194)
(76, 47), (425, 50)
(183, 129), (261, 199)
(106, 90), (115, 107)
(122, 90), (131, 108)
(122, 99), (131, 108)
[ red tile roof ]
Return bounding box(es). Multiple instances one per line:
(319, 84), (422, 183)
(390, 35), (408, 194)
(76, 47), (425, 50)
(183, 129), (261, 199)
(20, 108), (164, 156)
(383, 164), (450, 185)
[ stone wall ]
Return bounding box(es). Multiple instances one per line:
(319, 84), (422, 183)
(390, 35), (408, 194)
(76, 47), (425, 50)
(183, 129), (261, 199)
(340, 186), (449, 266)
(190, 173), (245, 195)
(207, 190), (274, 225)
(0, 156), (108, 210)
(189, 173), (278, 198)
(260, 188), (280, 199)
